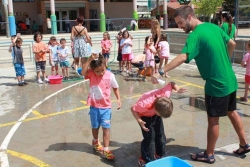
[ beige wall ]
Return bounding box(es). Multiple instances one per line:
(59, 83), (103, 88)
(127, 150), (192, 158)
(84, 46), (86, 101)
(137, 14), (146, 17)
(10, 2), (38, 23)
(89, 2), (134, 28)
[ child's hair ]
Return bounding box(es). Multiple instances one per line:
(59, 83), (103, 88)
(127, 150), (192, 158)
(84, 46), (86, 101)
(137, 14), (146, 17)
(103, 32), (110, 40)
(11, 35), (16, 39)
(154, 97), (173, 118)
(160, 33), (167, 41)
(50, 36), (57, 41)
(145, 36), (150, 44)
(16, 37), (23, 44)
(246, 40), (250, 49)
(90, 53), (106, 70)
(33, 31), (43, 41)
(122, 30), (129, 38)
(60, 38), (66, 43)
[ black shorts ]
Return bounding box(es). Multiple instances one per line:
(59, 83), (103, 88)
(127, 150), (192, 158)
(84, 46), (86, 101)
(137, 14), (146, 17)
(36, 61), (46, 72)
(117, 53), (122, 61)
(205, 91), (236, 117)
(132, 61), (144, 70)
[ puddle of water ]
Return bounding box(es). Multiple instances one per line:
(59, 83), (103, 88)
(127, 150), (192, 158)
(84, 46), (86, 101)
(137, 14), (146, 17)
(174, 95), (206, 112)
(0, 85), (15, 116)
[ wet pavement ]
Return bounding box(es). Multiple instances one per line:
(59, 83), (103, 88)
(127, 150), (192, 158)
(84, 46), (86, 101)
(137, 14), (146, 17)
(0, 54), (250, 167)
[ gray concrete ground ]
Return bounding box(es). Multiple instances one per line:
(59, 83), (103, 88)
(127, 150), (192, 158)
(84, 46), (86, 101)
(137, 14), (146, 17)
(0, 29), (250, 167)
(0, 52), (250, 167)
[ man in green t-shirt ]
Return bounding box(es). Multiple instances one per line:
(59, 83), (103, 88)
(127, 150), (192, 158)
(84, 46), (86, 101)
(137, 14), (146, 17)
(151, 6), (250, 164)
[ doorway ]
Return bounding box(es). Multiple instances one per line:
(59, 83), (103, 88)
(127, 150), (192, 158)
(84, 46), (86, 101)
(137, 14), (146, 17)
(46, 11), (60, 31)
(89, 9), (98, 31)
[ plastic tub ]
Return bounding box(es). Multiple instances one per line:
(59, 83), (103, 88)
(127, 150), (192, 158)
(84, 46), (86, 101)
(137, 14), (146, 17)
(48, 75), (63, 84)
(78, 68), (82, 75)
(146, 156), (193, 167)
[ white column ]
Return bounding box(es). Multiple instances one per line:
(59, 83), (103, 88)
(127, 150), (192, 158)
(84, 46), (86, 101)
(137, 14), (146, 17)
(100, 0), (104, 13)
(50, 0), (55, 15)
(163, 0), (167, 14)
(8, 0), (13, 15)
(133, 0), (137, 12)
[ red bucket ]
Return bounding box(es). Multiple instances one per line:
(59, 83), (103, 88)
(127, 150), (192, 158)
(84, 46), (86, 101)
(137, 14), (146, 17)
(48, 75), (63, 84)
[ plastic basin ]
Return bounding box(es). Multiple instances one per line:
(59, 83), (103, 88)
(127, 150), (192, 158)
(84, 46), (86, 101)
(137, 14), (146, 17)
(146, 156), (193, 167)
(78, 68), (82, 75)
(48, 75), (63, 84)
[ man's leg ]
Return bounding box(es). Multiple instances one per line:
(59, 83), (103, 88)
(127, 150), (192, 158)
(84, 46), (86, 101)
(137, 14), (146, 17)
(227, 111), (248, 150)
(206, 117), (219, 156)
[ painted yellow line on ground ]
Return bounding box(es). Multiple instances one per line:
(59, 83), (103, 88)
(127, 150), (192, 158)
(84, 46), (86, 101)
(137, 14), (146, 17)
(7, 150), (50, 167)
(80, 100), (87, 104)
(179, 84), (190, 88)
(0, 106), (89, 128)
(173, 78), (204, 89)
(32, 110), (44, 118)
(124, 94), (142, 99)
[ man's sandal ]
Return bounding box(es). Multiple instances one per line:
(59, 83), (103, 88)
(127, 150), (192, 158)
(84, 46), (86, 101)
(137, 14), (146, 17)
(191, 151), (216, 164)
(233, 143), (250, 155)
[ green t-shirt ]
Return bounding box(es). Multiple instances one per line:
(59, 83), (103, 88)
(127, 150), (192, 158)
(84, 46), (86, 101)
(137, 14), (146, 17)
(221, 22), (236, 39)
(181, 23), (238, 97)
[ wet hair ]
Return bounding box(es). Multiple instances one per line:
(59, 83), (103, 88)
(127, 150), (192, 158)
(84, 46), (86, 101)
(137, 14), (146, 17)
(160, 33), (167, 41)
(222, 13), (233, 36)
(103, 32), (110, 40)
(90, 53), (107, 70)
(60, 38), (66, 43)
(16, 37), (23, 44)
(122, 30), (129, 38)
(154, 97), (173, 118)
(33, 31), (43, 41)
(174, 6), (196, 19)
(76, 16), (84, 24)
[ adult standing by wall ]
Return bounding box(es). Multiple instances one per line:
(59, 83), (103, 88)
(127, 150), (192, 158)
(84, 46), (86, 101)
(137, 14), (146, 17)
(25, 15), (30, 29)
(64, 12), (70, 33)
(150, 19), (161, 48)
(152, 6), (250, 164)
(221, 12), (237, 39)
(70, 16), (90, 73)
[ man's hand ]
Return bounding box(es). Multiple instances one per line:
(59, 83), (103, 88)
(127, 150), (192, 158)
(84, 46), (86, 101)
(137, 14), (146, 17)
(139, 120), (149, 132)
(151, 73), (160, 84)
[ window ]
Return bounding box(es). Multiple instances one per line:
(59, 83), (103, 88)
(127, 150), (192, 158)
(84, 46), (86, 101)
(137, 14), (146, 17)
(13, 0), (35, 2)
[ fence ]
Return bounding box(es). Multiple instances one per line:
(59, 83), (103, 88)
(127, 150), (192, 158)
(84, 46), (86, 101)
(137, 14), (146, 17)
(0, 32), (249, 67)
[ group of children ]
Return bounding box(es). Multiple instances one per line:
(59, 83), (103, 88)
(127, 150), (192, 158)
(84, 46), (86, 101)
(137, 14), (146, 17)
(115, 28), (170, 82)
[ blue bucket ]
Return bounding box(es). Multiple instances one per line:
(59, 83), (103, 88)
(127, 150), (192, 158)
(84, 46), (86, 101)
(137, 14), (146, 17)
(77, 68), (82, 75)
(146, 156), (193, 167)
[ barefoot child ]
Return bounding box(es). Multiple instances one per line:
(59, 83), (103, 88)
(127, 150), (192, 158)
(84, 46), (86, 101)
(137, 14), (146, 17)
(81, 52), (121, 160)
(48, 36), (59, 75)
(101, 32), (112, 67)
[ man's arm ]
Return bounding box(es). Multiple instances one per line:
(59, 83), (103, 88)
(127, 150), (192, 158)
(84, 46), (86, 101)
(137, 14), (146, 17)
(163, 53), (188, 73)
(227, 39), (236, 58)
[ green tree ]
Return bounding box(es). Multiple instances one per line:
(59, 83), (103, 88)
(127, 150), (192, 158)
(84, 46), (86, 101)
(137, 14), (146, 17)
(193, 0), (224, 22)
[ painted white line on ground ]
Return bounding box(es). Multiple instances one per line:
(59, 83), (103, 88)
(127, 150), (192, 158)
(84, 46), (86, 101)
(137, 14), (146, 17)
(0, 80), (86, 167)
(214, 143), (250, 160)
